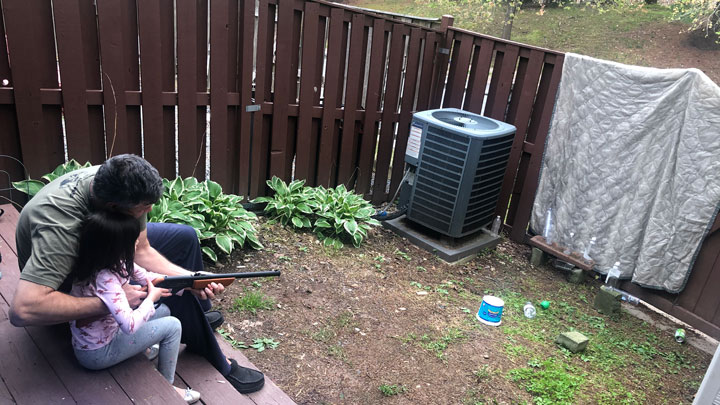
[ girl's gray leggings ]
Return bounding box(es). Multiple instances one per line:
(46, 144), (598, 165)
(73, 304), (182, 383)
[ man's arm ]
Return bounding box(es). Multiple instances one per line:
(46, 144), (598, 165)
(134, 229), (224, 299)
(9, 280), (108, 326)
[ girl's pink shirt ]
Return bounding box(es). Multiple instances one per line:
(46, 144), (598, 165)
(70, 263), (164, 351)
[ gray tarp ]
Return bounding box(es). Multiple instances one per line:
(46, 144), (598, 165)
(530, 53), (720, 293)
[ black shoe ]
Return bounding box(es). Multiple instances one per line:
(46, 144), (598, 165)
(225, 359), (265, 394)
(205, 310), (224, 331)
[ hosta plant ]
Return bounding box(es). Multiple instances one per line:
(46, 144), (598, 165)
(309, 184), (381, 249)
(252, 176), (314, 229)
(12, 159), (92, 197)
(149, 177), (262, 262)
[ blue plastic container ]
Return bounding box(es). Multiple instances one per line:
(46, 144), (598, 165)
(477, 295), (504, 326)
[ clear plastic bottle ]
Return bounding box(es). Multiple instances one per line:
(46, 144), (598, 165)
(563, 231), (575, 254)
(605, 261), (621, 288)
(543, 208), (554, 244)
(523, 302), (537, 319)
(583, 236), (596, 262)
(490, 215), (502, 236)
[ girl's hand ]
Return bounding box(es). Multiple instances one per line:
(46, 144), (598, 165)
(146, 277), (171, 302)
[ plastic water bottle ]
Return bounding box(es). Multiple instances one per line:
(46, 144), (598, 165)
(563, 231), (575, 254)
(523, 302), (537, 319)
(621, 293), (640, 305)
(582, 236), (596, 262)
(605, 261), (621, 288)
(490, 215), (502, 236)
(543, 208), (554, 244)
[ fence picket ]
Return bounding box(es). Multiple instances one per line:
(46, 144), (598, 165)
(356, 18), (388, 195)
(486, 44), (519, 121)
(138, 0), (175, 178)
(444, 33), (474, 109)
(295, 3), (322, 185)
(463, 38), (494, 114)
(337, 13), (368, 187)
(389, 27), (423, 199)
(53, 0), (105, 164)
(97, 0), (142, 157)
(372, 23), (406, 204)
(177, 0), (208, 179)
(316, 8), (347, 188)
(238, 0), (255, 195)
(2, 0), (64, 178)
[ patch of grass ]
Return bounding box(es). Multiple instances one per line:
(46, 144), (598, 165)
(473, 365), (492, 382)
(311, 326), (337, 343)
(508, 358), (584, 404)
(378, 384), (407, 397)
(328, 344), (348, 362)
(231, 290), (275, 315)
(595, 377), (645, 404)
(420, 327), (466, 359)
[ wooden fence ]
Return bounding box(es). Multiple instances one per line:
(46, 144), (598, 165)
(0, 0), (561, 232)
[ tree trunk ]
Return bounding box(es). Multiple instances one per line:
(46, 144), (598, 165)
(502, 1), (517, 40)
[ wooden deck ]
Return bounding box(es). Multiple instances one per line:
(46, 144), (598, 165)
(0, 204), (295, 405)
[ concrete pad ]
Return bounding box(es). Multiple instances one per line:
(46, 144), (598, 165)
(382, 215), (501, 264)
(594, 285), (622, 316)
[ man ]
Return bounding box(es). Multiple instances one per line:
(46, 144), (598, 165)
(9, 154), (264, 394)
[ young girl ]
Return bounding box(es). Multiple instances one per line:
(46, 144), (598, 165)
(70, 210), (201, 404)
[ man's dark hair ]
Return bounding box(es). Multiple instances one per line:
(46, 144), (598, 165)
(92, 154), (163, 209)
(73, 210), (141, 282)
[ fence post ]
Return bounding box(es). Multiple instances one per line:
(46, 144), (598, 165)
(428, 15), (453, 109)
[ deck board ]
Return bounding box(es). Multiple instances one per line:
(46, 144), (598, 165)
(0, 204), (296, 404)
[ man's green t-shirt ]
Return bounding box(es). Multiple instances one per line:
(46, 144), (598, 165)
(16, 166), (147, 290)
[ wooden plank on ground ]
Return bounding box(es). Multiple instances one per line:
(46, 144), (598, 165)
(0, 373), (14, 404)
(0, 302), (73, 405)
(175, 349), (255, 404)
(0, 240), (21, 310)
(26, 324), (131, 404)
(0, 204), (20, 254)
(108, 354), (185, 404)
(215, 335), (296, 405)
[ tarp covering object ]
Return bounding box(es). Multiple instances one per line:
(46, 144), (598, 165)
(530, 53), (720, 293)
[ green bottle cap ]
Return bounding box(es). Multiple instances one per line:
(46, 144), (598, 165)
(540, 301), (550, 309)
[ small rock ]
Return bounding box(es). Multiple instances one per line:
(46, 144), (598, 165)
(483, 354), (490, 359)
(399, 307), (407, 311)
(416, 291), (429, 296)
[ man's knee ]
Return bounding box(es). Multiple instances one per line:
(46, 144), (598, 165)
(169, 223), (199, 247)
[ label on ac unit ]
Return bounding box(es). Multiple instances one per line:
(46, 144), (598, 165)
(406, 124), (423, 161)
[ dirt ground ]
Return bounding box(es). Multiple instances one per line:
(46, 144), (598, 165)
(207, 219), (713, 404)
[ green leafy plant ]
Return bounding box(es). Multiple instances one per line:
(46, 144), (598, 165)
(253, 176), (314, 229)
(217, 328), (248, 349)
(309, 184), (380, 249)
(12, 159), (92, 197)
(148, 176), (262, 261)
(378, 384), (407, 397)
(508, 359), (583, 404)
(251, 337), (279, 352)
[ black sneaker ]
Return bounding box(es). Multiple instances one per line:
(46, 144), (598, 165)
(225, 359), (265, 394)
(204, 310), (224, 331)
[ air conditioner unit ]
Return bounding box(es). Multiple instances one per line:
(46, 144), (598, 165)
(403, 108), (515, 238)
(694, 343), (720, 404)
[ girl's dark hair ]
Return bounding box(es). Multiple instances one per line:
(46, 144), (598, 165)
(73, 210), (141, 282)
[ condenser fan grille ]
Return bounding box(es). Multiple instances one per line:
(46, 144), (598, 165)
(431, 111), (500, 131)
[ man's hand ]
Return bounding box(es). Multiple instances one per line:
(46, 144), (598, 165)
(188, 281), (225, 300)
(122, 283), (148, 308)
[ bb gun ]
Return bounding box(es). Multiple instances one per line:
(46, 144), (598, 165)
(151, 270), (281, 293)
